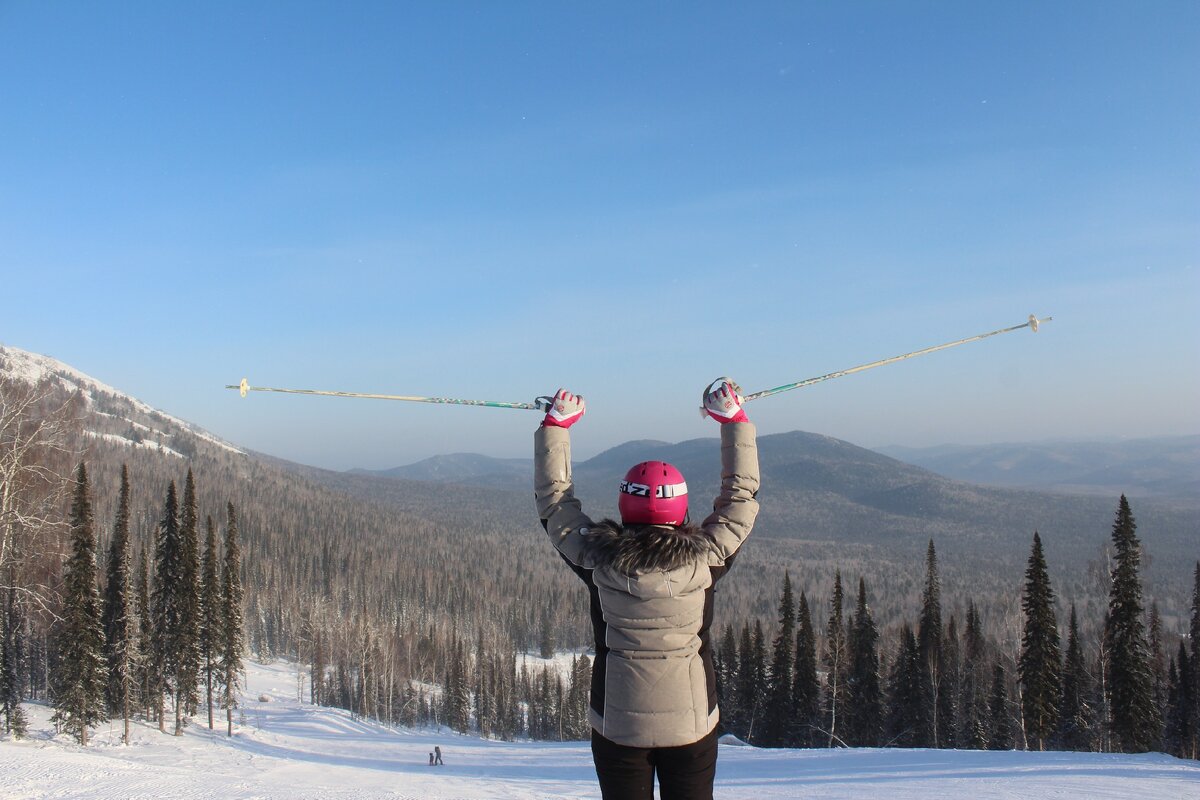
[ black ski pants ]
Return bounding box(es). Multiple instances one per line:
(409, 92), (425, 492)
(590, 728), (718, 800)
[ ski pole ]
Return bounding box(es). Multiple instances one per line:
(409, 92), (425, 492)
(226, 378), (553, 412)
(703, 314), (1051, 414)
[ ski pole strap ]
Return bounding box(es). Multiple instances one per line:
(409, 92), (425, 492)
(743, 314), (1051, 403)
(227, 378), (552, 411)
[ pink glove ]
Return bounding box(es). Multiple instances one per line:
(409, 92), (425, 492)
(703, 378), (748, 424)
(543, 388), (585, 429)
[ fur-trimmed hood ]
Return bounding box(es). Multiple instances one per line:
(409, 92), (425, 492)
(581, 519), (714, 575)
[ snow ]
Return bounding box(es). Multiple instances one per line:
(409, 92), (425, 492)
(2, 660), (1197, 799)
(83, 431), (186, 459)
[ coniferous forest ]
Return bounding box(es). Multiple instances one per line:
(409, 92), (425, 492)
(1, 356), (1197, 760)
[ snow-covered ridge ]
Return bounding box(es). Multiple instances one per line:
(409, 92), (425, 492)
(0, 344), (244, 457)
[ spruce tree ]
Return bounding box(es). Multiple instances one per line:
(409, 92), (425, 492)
(940, 616), (962, 749)
(792, 592), (820, 747)
(886, 625), (922, 747)
(150, 481), (181, 731)
(1057, 605), (1095, 751)
(51, 464), (108, 746)
(173, 469), (202, 734)
(199, 515), (222, 729)
(101, 465), (138, 744)
(959, 600), (988, 749)
(219, 501), (245, 736)
(917, 539), (943, 747)
(846, 576), (882, 746)
(1018, 532), (1062, 750)
(1163, 643), (1194, 759)
(717, 624), (738, 734)
(760, 572), (795, 746)
(747, 619), (767, 742)
(1103, 495), (1159, 752)
(1, 580), (28, 738)
(735, 622), (756, 740)
(988, 663), (1013, 750)
(824, 570), (848, 747)
(135, 546), (153, 721)
(1191, 562), (1200, 758)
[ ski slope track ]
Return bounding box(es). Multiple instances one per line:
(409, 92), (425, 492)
(2, 661), (1197, 799)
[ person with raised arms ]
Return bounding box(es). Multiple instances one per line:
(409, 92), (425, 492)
(534, 380), (760, 800)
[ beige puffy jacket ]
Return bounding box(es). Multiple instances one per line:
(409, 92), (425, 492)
(534, 422), (759, 748)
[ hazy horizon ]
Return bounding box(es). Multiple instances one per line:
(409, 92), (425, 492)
(3, 3), (1196, 471)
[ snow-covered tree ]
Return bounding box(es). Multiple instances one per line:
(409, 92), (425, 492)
(50, 464), (107, 745)
(1018, 532), (1061, 750)
(1103, 496), (1159, 752)
(101, 465), (138, 744)
(219, 502), (244, 737)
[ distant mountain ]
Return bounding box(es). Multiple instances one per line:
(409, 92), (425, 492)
(352, 453), (532, 490)
(347, 427), (1198, 582)
(878, 437), (1200, 499)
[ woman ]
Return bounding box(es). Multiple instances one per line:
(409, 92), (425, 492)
(534, 380), (759, 800)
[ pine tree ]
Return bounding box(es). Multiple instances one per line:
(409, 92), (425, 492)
(824, 570), (848, 747)
(988, 663), (1013, 750)
(792, 592), (820, 747)
(101, 465), (138, 744)
(760, 572), (795, 746)
(917, 539), (943, 747)
(51, 464), (108, 746)
(846, 576), (882, 746)
(1018, 531), (1062, 750)
(1103, 496), (1160, 752)
(1056, 605), (1095, 751)
(1, 580), (28, 738)
(199, 515), (222, 729)
(219, 502), (244, 737)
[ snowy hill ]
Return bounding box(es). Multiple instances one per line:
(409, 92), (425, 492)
(0, 344), (244, 461)
(2, 659), (1197, 800)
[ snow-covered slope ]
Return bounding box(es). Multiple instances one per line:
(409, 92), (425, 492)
(0, 344), (243, 458)
(2, 660), (1197, 800)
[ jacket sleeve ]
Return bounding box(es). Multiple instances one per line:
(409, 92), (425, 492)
(701, 421), (760, 565)
(534, 424), (598, 568)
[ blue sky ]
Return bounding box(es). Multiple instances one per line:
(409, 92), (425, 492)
(2, 2), (1197, 470)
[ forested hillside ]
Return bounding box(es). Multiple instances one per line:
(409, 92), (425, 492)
(2, 344), (1196, 757)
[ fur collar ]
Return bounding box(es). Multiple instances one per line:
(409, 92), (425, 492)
(582, 519), (713, 575)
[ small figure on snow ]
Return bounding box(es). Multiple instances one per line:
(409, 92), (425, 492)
(434, 745), (443, 766)
(534, 381), (759, 800)
(428, 751), (434, 766)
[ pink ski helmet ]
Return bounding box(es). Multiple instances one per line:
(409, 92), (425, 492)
(618, 461), (688, 526)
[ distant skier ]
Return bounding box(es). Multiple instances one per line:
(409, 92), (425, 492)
(434, 745), (443, 766)
(534, 380), (759, 800)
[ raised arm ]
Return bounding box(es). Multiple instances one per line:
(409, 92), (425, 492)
(533, 389), (596, 567)
(699, 379), (760, 564)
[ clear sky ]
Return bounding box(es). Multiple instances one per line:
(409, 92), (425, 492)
(2, 2), (1197, 470)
